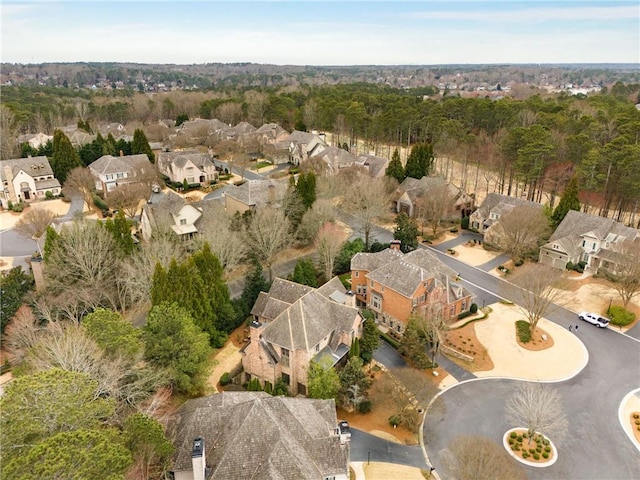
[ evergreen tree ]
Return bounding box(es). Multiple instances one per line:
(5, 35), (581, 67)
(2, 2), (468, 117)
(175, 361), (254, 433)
(405, 143), (434, 179)
(0, 267), (34, 335)
(349, 337), (360, 358)
(83, 308), (143, 361)
(393, 212), (420, 252)
(132, 128), (155, 163)
(51, 130), (82, 183)
(385, 148), (405, 183)
(102, 209), (134, 255)
(237, 261), (271, 321)
(123, 413), (174, 478)
(359, 313), (380, 363)
(295, 172), (317, 209)
(143, 302), (211, 395)
(104, 133), (117, 156)
(43, 225), (59, 261)
(551, 175), (581, 227)
(307, 358), (341, 399)
(290, 258), (318, 287)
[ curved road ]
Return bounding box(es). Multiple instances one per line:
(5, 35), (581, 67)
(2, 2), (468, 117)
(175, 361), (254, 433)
(422, 246), (640, 479)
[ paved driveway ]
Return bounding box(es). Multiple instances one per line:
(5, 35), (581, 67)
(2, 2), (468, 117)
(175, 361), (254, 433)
(350, 428), (428, 469)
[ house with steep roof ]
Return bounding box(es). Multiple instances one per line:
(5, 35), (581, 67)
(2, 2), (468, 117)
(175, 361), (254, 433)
(243, 277), (363, 396)
(254, 123), (290, 145)
(0, 156), (61, 208)
(307, 146), (359, 175)
(17, 132), (53, 150)
(140, 191), (204, 241)
(88, 153), (153, 194)
(395, 176), (474, 218)
(355, 154), (389, 179)
(286, 130), (327, 165)
(351, 243), (473, 333)
(168, 392), (349, 480)
(157, 150), (217, 186)
(539, 210), (640, 272)
(469, 193), (541, 234)
(223, 178), (288, 215)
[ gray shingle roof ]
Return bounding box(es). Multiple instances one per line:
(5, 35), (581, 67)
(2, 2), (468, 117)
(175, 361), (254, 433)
(351, 248), (404, 272)
(158, 151), (215, 172)
(89, 154), (151, 176)
(476, 193), (540, 218)
(169, 392), (348, 480)
(309, 146), (358, 173)
(0, 156), (55, 180)
(357, 154), (389, 178)
(224, 179), (288, 208)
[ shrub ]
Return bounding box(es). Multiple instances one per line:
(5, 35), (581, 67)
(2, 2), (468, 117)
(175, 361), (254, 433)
(510, 432), (517, 439)
(388, 415), (401, 427)
(461, 216), (470, 229)
(566, 261), (574, 270)
(514, 258), (524, 267)
(358, 400), (372, 414)
(289, 166), (301, 175)
(514, 444), (520, 451)
(220, 372), (231, 386)
(516, 435), (523, 442)
(449, 227), (458, 233)
(544, 446), (551, 453)
(93, 193), (108, 210)
(448, 248), (456, 255)
(608, 306), (635, 326)
(9, 201), (24, 212)
(45, 191), (54, 199)
(542, 439), (550, 446)
(380, 331), (400, 350)
(508, 438), (515, 445)
(533, 453), (540, 460)
(543, 452), (549, 459)
(457, 310), (473, 320)
(633, 413), (640, 419)
(516, 320), (532, 343)
(522, 452), (529, 458)
(470, 303), (478, 314)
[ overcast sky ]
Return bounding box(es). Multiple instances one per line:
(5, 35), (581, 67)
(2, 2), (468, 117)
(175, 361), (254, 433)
(2, 1), (639, 65)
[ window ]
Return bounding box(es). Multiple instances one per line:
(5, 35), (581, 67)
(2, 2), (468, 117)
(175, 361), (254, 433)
(371, 294), (382, 311)
(450, 305), (455, 317)
(381, 286), (385, 292)
(462, 300), (467, 311)
(180, 218), (187, 226)
(281, 348), (290, 367)
(187, 177), (195, 183)
(420, 294), (426, 304)
(315, 344), (319, 352)
(106, 174), (114, 181)
(355, 271), (359, 278)
(582, 240), (586, 247)
(116, 172), (124, 179)
(592, 242), (596, 250)
(370, 281), (374, 288)
(281, 373), (290, 385)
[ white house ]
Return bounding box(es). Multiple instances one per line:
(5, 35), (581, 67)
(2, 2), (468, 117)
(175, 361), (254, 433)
(88, 153), (153, 194)
(157, 151), (217, 185)
(0, 156), (61, 208)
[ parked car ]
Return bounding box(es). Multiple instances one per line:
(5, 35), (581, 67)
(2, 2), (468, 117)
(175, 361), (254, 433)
(578, 312), (610, 328)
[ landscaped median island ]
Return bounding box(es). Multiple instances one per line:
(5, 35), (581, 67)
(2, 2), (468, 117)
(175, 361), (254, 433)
(503, 428), (557, 467)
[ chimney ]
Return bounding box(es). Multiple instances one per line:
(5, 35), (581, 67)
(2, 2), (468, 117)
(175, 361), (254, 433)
(191, 437), (205, 480)
(119, 150), (124, 157)
(3, 165), (17, 204)
(390, 240), (401, 251)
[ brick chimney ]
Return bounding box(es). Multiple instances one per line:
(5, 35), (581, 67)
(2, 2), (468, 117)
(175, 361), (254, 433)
(390, 240), (401, 251)
(119, 150), (124, 157)
(3, 165), (17, 204)
(191, 437), (205, 480)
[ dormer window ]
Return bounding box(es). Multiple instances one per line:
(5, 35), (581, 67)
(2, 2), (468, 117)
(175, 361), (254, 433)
(553, 244), (559, 250)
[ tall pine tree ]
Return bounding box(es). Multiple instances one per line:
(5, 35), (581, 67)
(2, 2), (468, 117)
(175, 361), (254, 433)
(51, 130), (82, 184)
(385, 148), (405, 183)
(295, 172), (317, 210)
(404, 143), (434, 179)
(132, 128), (155, 163)
(551, 175), (581, 227)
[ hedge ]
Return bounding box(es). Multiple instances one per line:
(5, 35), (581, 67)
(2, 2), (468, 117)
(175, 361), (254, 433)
(608, 306), (635, 326)
(515, 320), (532, 343)
(380, 331), (400, 350)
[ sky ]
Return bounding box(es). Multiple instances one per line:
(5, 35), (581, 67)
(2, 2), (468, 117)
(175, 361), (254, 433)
(1, 1), (639, 65)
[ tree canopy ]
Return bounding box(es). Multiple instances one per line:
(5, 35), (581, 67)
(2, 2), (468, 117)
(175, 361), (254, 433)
(0, 266), (34, 335)
(51, 129), (82, 183)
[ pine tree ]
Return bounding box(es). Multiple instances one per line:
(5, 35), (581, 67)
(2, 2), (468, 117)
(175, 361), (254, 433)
(393, 212), (420, 252)
(238, 261), (271, 321)
(385, 148), (405, 183)
(405, 143), (434, 179)
(290, 258), (318, 287)
(132, 128), (155, 163)
(102, 210), (134, 255)
(295, 172), (317, 210)
(551, 175), (581, 227)
(51, 130), (82, 184)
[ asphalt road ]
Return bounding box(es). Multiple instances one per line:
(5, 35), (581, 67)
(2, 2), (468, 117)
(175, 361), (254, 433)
(350, 428), (428, 469)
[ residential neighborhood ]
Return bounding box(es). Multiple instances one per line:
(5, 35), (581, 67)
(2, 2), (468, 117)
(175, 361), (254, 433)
(1, 62), (639, 480)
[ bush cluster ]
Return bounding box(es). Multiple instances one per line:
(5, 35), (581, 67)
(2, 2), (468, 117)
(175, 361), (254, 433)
(515, 320), (532, 343)
(608, 306), (635, 326)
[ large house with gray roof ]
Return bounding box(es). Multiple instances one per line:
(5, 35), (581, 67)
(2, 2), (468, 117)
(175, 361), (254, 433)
(469, 192), (541, 234)
(242, 277), (363, 396)
(223, 178), (288, 215)
(88, 153), (153, 194)
(1, 156), (61, 209)
(395, 176), (474, 218)
(169, 392), (349, 480)
(539, 210), (640, 272)
(140, 190), (205, 241)
(157, 150), (217, 186)
(350, 243), (473, 333)
(307, 146), (359, 175)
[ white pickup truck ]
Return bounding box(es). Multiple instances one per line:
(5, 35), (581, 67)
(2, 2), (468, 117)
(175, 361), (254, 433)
(578, 312), (610, 328)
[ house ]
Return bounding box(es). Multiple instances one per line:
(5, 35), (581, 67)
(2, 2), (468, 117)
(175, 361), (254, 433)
(469, 193), (540, 234)
(223, 179), (288, 215)
(350, 243), (473, 333)
(17, 132), (53, 150)
(0, 156), (61, 209)
(97, 122), (127, 137)
(395, 176), (474, 218)
(286, 130), (327, 165)
(307, 146), (358, 175)
(355, 154), (389, 179)
(539, 210), (640, 272)
(157, 151), (217, 186)
(242, 277), (363, 396)
(140, 191), (203, 241)
(253, 123), (290, 145)
(88, 153), (153, 194)
(168, 391), (349, 480)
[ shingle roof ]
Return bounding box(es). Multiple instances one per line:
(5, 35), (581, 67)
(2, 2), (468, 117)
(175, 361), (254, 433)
(89, 154), (151, 176)
(351, 248), (404, 272)
(309, 146), (358, 173)
(357, 154), (389, 178)
(0, 156), (55, 181)
(224, 179), (287, 208)
(476, 193), (540, 218)
(169, 392), (348, 480)
(158, 151), (214, 172)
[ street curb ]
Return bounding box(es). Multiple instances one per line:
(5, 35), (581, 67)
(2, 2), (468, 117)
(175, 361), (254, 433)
(618, 388), (640, 454)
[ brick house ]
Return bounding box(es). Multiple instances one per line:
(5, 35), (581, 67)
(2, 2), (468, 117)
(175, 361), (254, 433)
(157, 150), (218, 186)
(242, 277), (363, 397)
(350, 243), (473, 333)
(1, 156), (61, 209)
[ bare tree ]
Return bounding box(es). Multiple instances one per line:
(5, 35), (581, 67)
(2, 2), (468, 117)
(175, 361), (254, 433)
(603, 239), (640, 309)
(14, 207), (55, 239)
(228, 152), (250, 181)
(63, 166), (95, 212)
(215, 102), (243, 126)
(442, 435), (527, 480)
(242, 208), (291, 281)
(45, 220), (123, 310)
(416, 181), (455, 238)
(504, 264), (565, 334)
(245, 91), (267, 126)
(490, 205), (551, 262)
(413, 303), (445, 364)
(340, 173), (394, 249)
(315, 222), (344, 281)
(195, 203), (246, 274)
(109, 183), (148, 219)
(505, 383), (568, 446)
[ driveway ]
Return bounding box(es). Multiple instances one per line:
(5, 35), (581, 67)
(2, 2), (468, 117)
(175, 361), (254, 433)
(350, 428), (428, 470)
